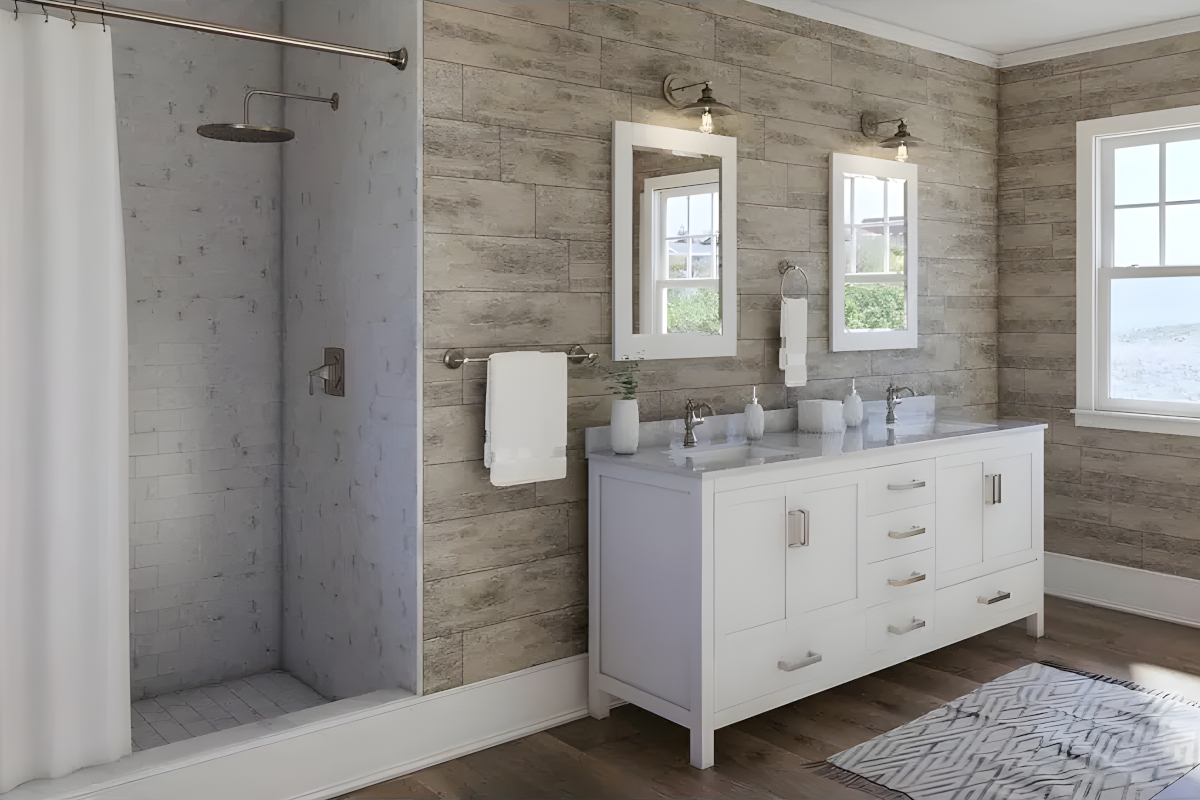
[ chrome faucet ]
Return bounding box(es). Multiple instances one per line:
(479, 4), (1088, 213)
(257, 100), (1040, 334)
(885, 384), (914, 424)
(683, 399), (714, 447)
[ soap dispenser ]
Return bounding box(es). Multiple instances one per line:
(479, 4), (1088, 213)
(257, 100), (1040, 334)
(744, 386), (765, 440)
(843, 378), (864, 427)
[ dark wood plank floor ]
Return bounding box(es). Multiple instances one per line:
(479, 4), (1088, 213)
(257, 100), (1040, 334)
(345, 597), (1200, 799)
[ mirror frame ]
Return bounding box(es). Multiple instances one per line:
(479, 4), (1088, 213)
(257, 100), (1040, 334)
(612, 121), (738, 361)
(829, 152), (919, 352)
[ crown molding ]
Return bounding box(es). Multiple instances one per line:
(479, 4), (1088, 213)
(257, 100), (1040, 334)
(997, 13), (1200, 67)
(749, 0), (1200, 73)
(747, 0), (1000, 67)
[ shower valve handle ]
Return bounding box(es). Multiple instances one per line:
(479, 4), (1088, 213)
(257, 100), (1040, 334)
(308, 348), (345, 397)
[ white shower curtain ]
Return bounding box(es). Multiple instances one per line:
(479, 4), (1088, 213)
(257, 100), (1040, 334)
(0, 11), (131, 793)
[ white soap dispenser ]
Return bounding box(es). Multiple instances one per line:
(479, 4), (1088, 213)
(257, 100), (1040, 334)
(843, 378), (864, 427)
(744, 386), (765, 441)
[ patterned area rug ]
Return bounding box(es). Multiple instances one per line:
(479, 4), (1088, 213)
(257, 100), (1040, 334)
(814, 662), (1200, 800)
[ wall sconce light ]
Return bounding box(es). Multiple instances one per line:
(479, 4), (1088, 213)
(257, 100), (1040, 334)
(663, 74), (734, 134)
(860, 113), (923, 162)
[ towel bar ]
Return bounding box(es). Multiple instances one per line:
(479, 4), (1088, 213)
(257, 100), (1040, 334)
(443, 344), (598, 370)
(779, 260), (810, 300)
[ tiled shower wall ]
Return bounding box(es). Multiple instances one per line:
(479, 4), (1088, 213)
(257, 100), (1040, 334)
(421, 0), (1001, 692)
(115, 0), (285, 699)
(999, 33), (1200, 578)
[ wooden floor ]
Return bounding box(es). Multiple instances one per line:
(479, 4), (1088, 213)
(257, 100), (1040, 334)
(345, 597), (1200, 799)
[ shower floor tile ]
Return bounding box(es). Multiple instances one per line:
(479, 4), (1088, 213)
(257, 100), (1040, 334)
(131, 670), (328, 752)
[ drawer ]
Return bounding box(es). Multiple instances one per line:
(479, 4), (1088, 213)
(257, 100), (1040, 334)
(936, 559), (1041, 636)
(717, 614), (865, 711)
(866, 595), (936, 653)
(865, 460), (935, 516)
(860, 549), (935, 607)
(861, 504), (934, 564)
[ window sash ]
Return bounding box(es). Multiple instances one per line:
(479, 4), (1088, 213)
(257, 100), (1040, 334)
(652, 181), (719, 334)
(1096, 125), (1200, 416)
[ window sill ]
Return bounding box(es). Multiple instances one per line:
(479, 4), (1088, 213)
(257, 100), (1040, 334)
(1073, 409), (1200, 437)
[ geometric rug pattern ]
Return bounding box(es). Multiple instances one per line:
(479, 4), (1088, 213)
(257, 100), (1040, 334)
(824, 662), (1200, 800)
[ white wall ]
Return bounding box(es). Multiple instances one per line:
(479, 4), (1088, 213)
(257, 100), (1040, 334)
(281, 1), (423, 699)
(113, 0), (286, 700)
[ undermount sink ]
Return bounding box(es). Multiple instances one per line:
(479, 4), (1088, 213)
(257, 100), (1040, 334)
(664, 441), (797, 469)
(887, 419), (996, 437)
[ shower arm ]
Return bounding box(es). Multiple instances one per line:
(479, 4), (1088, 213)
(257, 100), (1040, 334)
(244, 90), (339, 124)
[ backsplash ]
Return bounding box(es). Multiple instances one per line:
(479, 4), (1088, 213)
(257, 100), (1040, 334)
(421, 0), (1000, 693)
(999, 33), (1200, 580)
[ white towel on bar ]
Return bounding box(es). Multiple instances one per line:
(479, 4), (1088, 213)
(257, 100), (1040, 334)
(485, 351), (568, 487)
(779, 297), (808, 387)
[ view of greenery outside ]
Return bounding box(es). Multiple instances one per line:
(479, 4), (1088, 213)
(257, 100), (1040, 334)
(667, 287), (721, 334)
(845, 283), (906, 331)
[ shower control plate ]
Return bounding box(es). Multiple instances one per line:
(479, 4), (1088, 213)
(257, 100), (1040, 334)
(323, 347), (345, 397)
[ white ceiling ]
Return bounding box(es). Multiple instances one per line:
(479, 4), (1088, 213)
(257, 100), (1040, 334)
(752, 0), (1200, 66)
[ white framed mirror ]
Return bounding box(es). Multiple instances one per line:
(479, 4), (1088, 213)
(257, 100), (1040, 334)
(830, 152), (919, 351)
(612, 121), (738, 361)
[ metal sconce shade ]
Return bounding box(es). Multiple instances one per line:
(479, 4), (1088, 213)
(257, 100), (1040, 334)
(679, 84), (734, 118)
(860, 112), (923, 150)
(878, 119), (923, 149)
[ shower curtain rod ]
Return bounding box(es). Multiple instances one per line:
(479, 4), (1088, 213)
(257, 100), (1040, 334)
(14, 0), (407, 70)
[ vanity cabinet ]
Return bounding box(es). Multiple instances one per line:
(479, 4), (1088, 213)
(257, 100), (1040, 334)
(587, 424), (1044, 769)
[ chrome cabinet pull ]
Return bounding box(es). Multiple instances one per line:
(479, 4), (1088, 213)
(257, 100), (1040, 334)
(777, 652), (822, 672)
(888, 526), (926, 539)
(978, 591), (1012, 605)
(887, 571), (926, 587)
(887, 618), (927, 636)
(887, 480), (926, 491)
(985, 473), (1002, 505)
(787, 509), (809, 548)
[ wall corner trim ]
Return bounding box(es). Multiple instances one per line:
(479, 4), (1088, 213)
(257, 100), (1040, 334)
(1045, 553), (1200, 630)
(3, 655), (596, 800)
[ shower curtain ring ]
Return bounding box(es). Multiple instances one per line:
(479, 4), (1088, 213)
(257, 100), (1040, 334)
(13, 1), (18, 21)
(40, 3), (48, 21)
(99, 0), (105, 30)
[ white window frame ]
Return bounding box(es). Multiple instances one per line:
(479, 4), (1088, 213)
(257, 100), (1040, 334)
(612, 120), (737, 361)
(829, 153), (919, 352)
(1076, 105), (1200, 437)
(638, 171), (720, 335)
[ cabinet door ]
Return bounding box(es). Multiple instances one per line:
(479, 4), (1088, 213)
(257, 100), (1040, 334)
(984, 453), (1033, 559)
(786, 475), (859, 617)
(715, 484), (788, 635)
(936, 460), (984, 575)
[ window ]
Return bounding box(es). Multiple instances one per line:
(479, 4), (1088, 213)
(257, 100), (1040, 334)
(640, 171), (721, 336)
(1077, 106), (1200, 436)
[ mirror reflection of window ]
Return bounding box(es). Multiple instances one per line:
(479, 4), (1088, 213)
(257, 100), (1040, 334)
(843, 173), (907, 332)
(639, 168), (722, 336)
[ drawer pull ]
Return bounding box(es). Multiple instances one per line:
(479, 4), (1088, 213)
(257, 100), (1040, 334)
(888, 526), (926, 539)
(778, 652), (823, 672)
(787, 509), (810, 548)
(888, 480), (926, 491)
(978, 591), (1012, 605)
(888, 571), (927, 587)
(887, 618), (927, 636)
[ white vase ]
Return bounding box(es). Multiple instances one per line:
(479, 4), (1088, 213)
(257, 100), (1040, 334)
(610, 398), (639, 455)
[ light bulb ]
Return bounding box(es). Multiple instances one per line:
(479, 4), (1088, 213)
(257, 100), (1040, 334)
(895, 142), (909, 162)
(699, 109), (713, 134)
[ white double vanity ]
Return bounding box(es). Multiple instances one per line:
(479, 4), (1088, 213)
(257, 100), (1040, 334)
(585, 405), (1045, 768)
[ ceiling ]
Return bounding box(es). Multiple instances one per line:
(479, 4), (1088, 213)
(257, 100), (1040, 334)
(752, 0), (1200, 66)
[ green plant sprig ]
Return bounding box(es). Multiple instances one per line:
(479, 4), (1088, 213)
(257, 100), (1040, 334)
(605, 360), (640, 401)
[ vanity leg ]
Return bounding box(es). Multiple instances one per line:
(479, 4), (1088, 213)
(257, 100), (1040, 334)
(690, 725), (715, 769)
(588, 685), (612, 720)
(1026, 604), (1044, 639)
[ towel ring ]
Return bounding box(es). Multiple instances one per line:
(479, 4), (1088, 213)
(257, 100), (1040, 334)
(779, 260), (810, 300)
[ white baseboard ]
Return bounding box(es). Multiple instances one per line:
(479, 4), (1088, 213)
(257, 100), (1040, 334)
(1045, 553), (1200, 630)
(3, 655), (592, 800)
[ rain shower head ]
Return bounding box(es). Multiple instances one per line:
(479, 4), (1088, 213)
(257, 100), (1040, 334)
(198, 89), (338, 143)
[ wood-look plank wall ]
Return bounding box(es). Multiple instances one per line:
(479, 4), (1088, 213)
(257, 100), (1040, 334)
(999, 33), (1200, 580)
(421, 0), (1000, 693)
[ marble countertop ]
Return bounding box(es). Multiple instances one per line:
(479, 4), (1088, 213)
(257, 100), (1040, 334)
(585, 399), (1045, 478)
